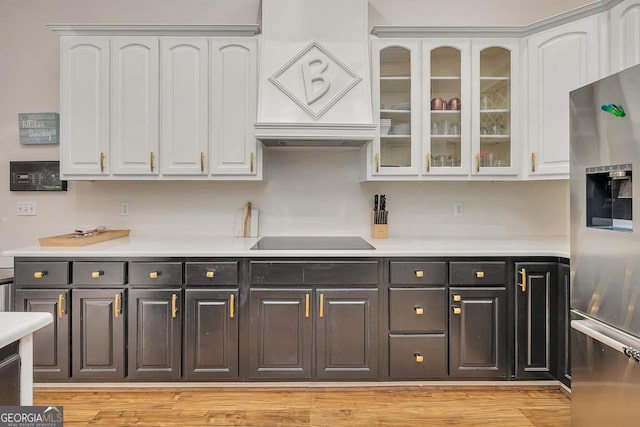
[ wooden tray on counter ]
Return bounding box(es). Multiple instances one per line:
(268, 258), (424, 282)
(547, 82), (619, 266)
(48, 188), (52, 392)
(39, 229), (130, 247)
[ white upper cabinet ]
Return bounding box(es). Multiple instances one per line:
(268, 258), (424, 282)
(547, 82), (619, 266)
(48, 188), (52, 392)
(610, 0), (640, 73)
(60, 37), (110, 176)
(210, 38), (259, 176)
(110, 37), (159, 175)
(371, 39), (421, 176)
(160, 38), (209, 176)
(527, 16), (600, 177)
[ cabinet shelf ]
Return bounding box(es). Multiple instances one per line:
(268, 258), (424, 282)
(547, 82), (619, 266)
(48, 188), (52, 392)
(431, 135), (461, 139)
(431, 110), (461, 114)
(381, 134), (411, 139)
(480, 109), (510, 114)
(380, 109), (411, 114)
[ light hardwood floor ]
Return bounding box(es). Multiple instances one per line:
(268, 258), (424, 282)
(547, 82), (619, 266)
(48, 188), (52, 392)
(34, 385), (570, 426)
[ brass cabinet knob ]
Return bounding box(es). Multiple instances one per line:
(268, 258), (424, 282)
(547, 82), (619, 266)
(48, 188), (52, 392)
(34, 271), (46, 279)
(453, 307), (462, 315)
(475, 271), (485, 278)
(415, 270), (424, 278)
(415, 353), (424, 363)
(149, 272), (158, 279)
(414, 307), (424, 315)
(206, 271), (215, 279)
(91, 271), (103, 279)
(453, 295), (461, 302)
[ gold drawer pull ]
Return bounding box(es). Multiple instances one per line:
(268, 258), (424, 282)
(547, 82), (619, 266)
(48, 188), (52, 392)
(305, 294), (310, 318)
(319, 293), (325, 318)
(415, 353), (424, 363)
(150, 152), (155, 172)
(375, 152), (380, 172)
(531, 152), (536, 173)
(114, 293), (121, 318)
(415, 270), (424, 278)
(200, 152), (205, 173)
(149, 272), (158, 279)
(206, 271), (215, 279)
(100, 152), (105, 172)
(171, 294), (178, 318)
(453, 307), (462, 315)
(34, 271), (47, 279)
(453, 295), (461, 302)
(475, 271), (485, 279)
(519, 268), (527, 293)
(57, 294), (65, 318)
(476, 153), (480, 172)
(250, 152), (255, 173)
(91, 271), (103, 279)
(426, 153), (430, 172)
(229, 293), (235, 319)
(414, 307), (424, 316)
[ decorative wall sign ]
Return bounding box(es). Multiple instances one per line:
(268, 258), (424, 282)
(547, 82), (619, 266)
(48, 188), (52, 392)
(18, 112), (60, 144)
(269, 41), (362, 120)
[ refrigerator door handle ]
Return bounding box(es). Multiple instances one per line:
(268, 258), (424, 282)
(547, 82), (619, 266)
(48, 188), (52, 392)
(572, 319), (640, 363)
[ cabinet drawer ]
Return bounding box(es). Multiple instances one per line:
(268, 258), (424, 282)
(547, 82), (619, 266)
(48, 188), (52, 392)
(250, 261), (378, 285)
(73, 261), (126, 285)
(15, 261), (70, 286)
(129, 262), (183, 286)
(449, 261), (506, 285)
(389, 288), (446, 332)
(389, 261), (446, 285)
(185, 262), (239, 286)
(389, 334), (446, 379)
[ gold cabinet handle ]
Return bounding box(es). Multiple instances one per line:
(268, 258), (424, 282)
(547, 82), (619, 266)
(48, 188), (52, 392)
(171, 294), (178, 319)
(149, 271), (158, 279)
(100, 152), (105, 172)
(319, 293), (325, 318)
(519, 268), (527, 293)
(150, 152), (155, 172)
(415, 353), (424, 363)
(426, 153), (431, 172)
(414, 307), (424, 316)
(375, 152), (380, 172)
(531, 152), (536, 173)
(206, 271), (214, 279)
(476, 153), (480, 172)
(200, 152), (205, 173)
(114, 293), (121, 318)
(34, 271), (47, 279)
(305, 294), (310, 318)
(453, 307), (462, 315)
(250, 152), (255, 173)
(453, 294), (461, 302)
(475, 271), (485, 279)
(91, 271), (103, 279)
(229, 293), (235, 318)
(58, 294), (65, 318)
(415, 270), (424, 278)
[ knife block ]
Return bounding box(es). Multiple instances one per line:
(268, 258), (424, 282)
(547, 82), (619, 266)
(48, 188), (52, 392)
(371, 211), (388, 239)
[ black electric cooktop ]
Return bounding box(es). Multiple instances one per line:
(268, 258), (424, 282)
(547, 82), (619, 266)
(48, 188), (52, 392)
(251, 236), (375, 250)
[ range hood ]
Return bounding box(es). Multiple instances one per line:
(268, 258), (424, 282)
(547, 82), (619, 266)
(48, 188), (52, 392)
(255, 0), (375, 145)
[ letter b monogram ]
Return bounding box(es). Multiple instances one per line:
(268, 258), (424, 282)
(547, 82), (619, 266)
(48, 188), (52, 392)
(302, 57), (331, 105)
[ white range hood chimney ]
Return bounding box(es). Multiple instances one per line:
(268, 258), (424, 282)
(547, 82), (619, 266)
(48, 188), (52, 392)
(255, 0), (375, 145)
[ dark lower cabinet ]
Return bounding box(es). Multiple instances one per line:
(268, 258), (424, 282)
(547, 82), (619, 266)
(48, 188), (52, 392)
(389, 334), (446, 379)
(14, 289), (70, 381)
(557, 263), (571, 386)
(0, 342), (20, 405)
(183, 289), (238, 380)
(315, 289), (378, 379)
(72, 289), (125, 380)
(248, 289), (312, 380)
(515, 263), (558, 379)
(449, 288), (507, 378)
(128, 289), (182, 380)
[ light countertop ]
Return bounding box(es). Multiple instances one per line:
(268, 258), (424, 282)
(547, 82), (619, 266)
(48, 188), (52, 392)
(2, 235), (569, 258)
(0, 312), (53, 348)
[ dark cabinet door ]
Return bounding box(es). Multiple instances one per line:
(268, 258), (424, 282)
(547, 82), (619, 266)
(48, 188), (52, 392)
(72, 289), (125, 380)
(315, 289), (379, 379)
(0, 342), (20, 405)
(128, 289), (182, 380)
(14, 289), (70, 380)
(557, 263), (571, 386)
(248, 289), (312, 380)
(449, 288), (507, 378)
(184, 289), (238, 380)
(515, 263), (558, 379)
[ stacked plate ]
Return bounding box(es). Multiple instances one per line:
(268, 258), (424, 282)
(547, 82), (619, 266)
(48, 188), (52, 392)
(380, 118), (392, 135)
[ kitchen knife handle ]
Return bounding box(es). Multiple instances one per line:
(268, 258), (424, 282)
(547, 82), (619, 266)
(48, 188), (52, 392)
(531, 152), (536, 173)
(375, 153), (380, 172)
(150, 152), (155, 172)
(200, 152), (205, 173)
(426, 153), (431, 172)
(305, 294), (310, 318)
(319, 293), (324, 318)
(229, 293), (235, 318)
(519, 268), (527, 293)
(250, 152), (255, 173)
(171, 293), (178, 319)
(58, 294), (65, 318)
(114, 293), (121, 318)
(100, 152), (105, 172)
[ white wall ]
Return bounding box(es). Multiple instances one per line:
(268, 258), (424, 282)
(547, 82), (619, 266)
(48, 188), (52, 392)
(0, 0), (577, 267)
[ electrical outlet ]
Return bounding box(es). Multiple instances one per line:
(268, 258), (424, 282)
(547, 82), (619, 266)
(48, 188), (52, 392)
(17, 201), (37, 216)
(120, 201), (130, 216)
(453, 202), (463, 217)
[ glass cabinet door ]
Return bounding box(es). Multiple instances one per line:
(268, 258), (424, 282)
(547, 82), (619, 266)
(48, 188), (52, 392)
(423, 41), (470, 175)
(371, 39), (420, 176)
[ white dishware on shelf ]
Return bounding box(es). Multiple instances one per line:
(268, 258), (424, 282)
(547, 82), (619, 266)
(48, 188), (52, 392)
(391, 123), (410, 135)
(391, 102), (410, 110)
(380, 118), (392, 135)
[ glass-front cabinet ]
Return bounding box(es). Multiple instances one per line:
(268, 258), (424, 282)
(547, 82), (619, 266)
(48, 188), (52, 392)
(422, 41), (470, 175)
(371, 39), (421, 176)
(471, 40), (519, 175)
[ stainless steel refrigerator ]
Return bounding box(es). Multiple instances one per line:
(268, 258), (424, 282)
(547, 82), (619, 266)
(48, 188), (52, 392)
(570, 63), (640, 426)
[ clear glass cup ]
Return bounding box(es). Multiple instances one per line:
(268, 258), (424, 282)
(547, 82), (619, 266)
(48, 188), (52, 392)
(481, 94), (491, 110)
(431, 121), (441, 135)
(441, 120), (450, 135)
(449, 122), (460, 135)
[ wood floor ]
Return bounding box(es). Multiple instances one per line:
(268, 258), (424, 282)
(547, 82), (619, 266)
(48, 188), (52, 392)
(34, 385), (570, 426)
